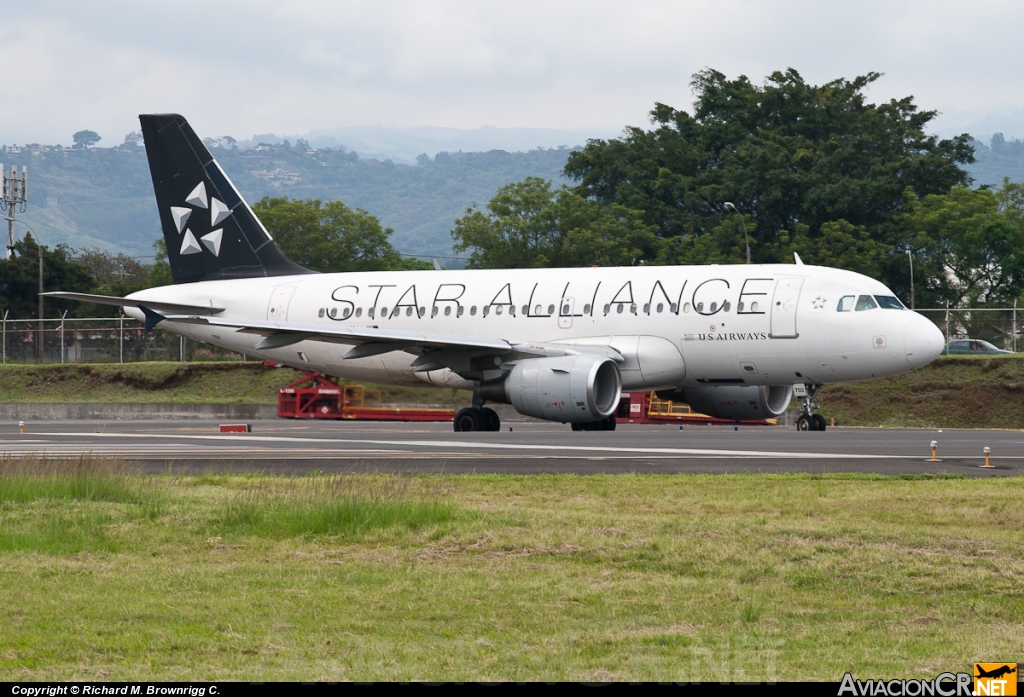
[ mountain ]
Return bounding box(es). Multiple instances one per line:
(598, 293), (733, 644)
(3, 142), (576, 262)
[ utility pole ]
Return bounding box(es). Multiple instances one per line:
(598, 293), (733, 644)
(723, 202), (751, 264)
(38, 241), (44, 362)
(2, 163), (28, 259)
(907, 250), (915, 310)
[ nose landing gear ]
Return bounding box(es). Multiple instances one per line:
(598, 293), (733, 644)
(795, 383), (826, 432)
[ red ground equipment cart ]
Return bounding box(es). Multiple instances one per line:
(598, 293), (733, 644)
(277, 370), (456, 422)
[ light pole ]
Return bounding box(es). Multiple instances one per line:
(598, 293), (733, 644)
(723, 202), (751, 264)
(907, 250), (915, 310)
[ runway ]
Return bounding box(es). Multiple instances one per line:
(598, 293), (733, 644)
(0, 419), (1020, 476)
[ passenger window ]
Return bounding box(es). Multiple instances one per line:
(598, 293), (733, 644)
(547, 304), (555, 315)
(837, 296), (854, 312)
(444, 306), (451, 316)
(318, 308), (325, 318)
(470, 306), (477, 316)
(657, 303), (664, 313)
(583, 304), (591, 314)
(355, 308), (362, 317)
(855, 295), (877, 311)
(874, 295), (905, 310)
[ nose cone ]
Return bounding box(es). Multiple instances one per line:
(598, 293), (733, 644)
(904, 313), (944, 369)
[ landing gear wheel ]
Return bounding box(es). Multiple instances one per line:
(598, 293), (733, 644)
(481, 407), (500, 432)
(603, 414), (616, 431)
(454, 408), (483, 432)
(571, 422), (583, 432)
(796, 414), (817, 432)
(813, 414), (827, 432)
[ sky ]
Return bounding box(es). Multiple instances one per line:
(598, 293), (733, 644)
(5, 0), (1024, 149)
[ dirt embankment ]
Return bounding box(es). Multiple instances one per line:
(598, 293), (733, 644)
(0, 362), (465, 406)
(818, 356), (1024, 428)
(0, 357), (1009, 427)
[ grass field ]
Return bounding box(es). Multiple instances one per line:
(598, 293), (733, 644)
(0, 457), (1021, 681)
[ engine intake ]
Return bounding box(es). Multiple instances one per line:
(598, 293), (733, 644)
(673, 384), (793, 421)
(481, 354), (622, 423)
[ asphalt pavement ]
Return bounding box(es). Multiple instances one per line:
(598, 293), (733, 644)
(0, 419), (1020, 476)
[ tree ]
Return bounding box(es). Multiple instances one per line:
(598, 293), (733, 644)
(899, 182), (1024, 308)
(0, 234), (96, 319)
(451, 176), (658, 269)
(72, 130), (101, 148)
(252, 197), (432, 273)
(149, 239), (173, 287)
(564, 68), (974, 284)
(72, 248), (150, 297)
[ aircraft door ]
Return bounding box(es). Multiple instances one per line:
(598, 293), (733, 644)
(559, 297), (574, 329)
(770, 278), (803, 338)
(267, 285), (296, 322)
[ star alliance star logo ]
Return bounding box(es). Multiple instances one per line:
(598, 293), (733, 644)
(170, 181), (232, 257)
(811, 295), (827, 310)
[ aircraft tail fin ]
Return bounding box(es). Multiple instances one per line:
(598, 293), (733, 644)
(139, 113), (313, 284)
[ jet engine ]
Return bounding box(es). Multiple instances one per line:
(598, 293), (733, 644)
(668, 385), (793, 421)
(480, 354), (622, 423)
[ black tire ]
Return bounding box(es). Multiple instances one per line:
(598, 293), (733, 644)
(571, 422), (583, 431)
(481, 407), (500, 432)
(603, 415), (616, 431)
(454, 408), (482, 432)
(796, 414), (817, 432)
(813, 414), (827, 432)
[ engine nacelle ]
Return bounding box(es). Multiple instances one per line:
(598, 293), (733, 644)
(482, 355), (622, 423)
(677, 385), (793, 421)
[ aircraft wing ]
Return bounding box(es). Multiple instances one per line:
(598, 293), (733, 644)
(40, 292), (224, 316)
(166, 313), (624, 372)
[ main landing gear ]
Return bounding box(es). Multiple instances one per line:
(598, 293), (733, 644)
(453, 394), (501, 432)
(795, 383), (827, 432)
(570, 415), (616, 432)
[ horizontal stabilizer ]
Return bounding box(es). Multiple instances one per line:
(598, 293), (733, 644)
(40, 292), (224, 315)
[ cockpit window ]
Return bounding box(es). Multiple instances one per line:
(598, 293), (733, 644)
(874, 295), (905, 310)
(855, 295), (877, 311)
(837, 296), (855, 312)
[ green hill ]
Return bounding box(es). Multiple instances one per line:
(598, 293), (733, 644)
(7, 144), (573, 261)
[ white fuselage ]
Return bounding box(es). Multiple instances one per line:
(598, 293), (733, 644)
(124, 263), (945, 391)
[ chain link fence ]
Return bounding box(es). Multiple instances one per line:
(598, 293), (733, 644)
(0, 316), (250, 364)
(917, 305), (1022, 352)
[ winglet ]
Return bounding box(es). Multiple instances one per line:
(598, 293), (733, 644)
(138, 304), (166, 332)
(793, 252), (804, 266)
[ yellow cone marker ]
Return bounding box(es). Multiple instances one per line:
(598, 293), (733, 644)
(927, 440), (941, 462)
(981, 446), (994, 468)
(19, 420), (24, 434)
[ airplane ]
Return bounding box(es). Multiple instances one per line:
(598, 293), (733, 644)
(44, 114), (946, 433)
